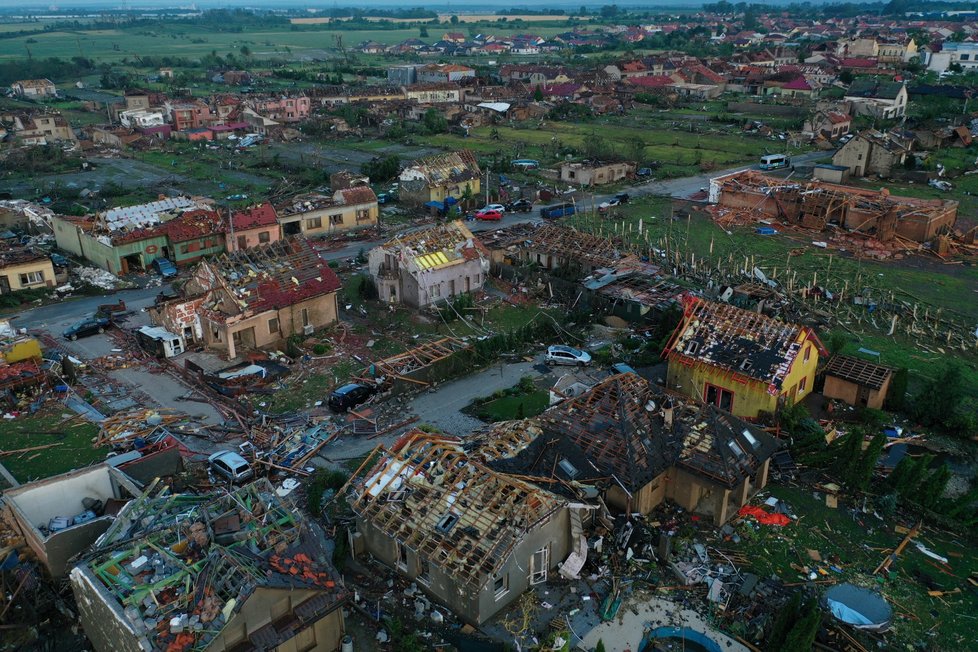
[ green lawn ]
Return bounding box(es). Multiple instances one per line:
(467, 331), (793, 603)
(427, 121), (802, 176)
(0, 410), (107, 483)
(470, 390), (550, 422)
(728, 484), (978, 651)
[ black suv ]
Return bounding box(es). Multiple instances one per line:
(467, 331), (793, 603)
(614, 193), (630, 204)
(505, 198), (533, 213)
(328, 383), (377, 413)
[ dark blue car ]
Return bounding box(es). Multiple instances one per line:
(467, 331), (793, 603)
(63, 316), (111, 340)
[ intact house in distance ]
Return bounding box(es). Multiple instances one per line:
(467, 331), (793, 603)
(368, 220), (489, 308)
(663, 296), (826, 419)
(149, 236), (340, 358)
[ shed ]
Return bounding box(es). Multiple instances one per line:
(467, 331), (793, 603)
(813, 164), (850, 184)
(822, 354), (893, 409)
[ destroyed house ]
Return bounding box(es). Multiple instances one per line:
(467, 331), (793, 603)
(474, 372), (778, 525)
(664, 297), (825, 419)
(2, 465), (141, 577)
(228, 202), (281, 252)
(709, 170), (957, 243)
(0, 246), (56, 293)
(520, 223), (627, 274)
(583, 268), (683, 322)
(398, 150), (481, 207)
(160, 237), (340, 359)
(70, 481), (347, 652)
(159, 209), (226, 267)
(368, 220), (489, 308)
(822, 354), (893, 409)
(346, 430), (570, 625)
(275, 188), (379, 238)
(52, 197), (207, 275)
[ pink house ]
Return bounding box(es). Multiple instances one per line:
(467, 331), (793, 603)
(228, 202), (281, 252)
(247, 96), (311, 122)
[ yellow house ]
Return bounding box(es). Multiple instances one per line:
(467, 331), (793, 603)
(275, 187), (379, 238)
(664, 297), (825, 419)
(0, 250), (55, 294)
(398, 150), (481, 208)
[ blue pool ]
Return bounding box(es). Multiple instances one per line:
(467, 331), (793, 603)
(639, 627), (723, 652)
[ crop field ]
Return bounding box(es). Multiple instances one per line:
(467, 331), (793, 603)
(0, 23), (571, 63)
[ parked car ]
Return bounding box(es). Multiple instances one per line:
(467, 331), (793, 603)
(50, 253), (69, 267)
(637, 168), (653, 177)
(328, 382), (377, 413)
(505, 198), (533, 213)
(614, 193), (630, 204)
(152, 257), (177, 278)
(377, 193), (390, 204)
(63, 316), (111, 340)
(207, 450), (254, 484)
(598, 198), (620, 212)
(545, 345), (592, 366)
(475, 209), (503, 221)
(483, 203), (506, 213)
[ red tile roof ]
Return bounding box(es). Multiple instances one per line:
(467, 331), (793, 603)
(160, 209), (225, 243)
(337, 187), (378, 206)
(782, 77), (813, 91)
(628, 75), (675, 88)
(232, 202), (278, 230)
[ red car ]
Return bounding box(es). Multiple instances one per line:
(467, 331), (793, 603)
(475, 209), (503, 220)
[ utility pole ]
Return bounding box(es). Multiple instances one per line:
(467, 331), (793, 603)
(227, 204), (236, 250)
(485, 167), (490, 206)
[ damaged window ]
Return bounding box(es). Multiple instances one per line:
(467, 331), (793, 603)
(493, 573), (509, 599)
(741, 428), (759, 449)
(436, 513), (459, 533)
(684, 341), (699, 355)
(557, 458), (579, 479)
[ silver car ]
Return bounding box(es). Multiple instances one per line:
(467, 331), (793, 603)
(208, 450), (254, 484)
(546, 345), (592, 366)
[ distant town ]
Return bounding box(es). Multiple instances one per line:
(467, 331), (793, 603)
(0, 3), (976, 652)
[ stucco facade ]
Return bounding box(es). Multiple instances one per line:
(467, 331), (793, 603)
(0, 255), (55, 293)
(355, 507), (570, 625)
(666, 332), (820, 419)
(52, 214), (169, 275)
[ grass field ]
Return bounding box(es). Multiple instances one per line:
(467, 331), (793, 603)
(729, 484), (978, 651)
(564, 196), (978, 397)
(0, 410), (107, 483)
(0, 22), (572, 63)
(427, 120), (804, 179)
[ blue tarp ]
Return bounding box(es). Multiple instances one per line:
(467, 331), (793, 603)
(825, 584), (892, 630)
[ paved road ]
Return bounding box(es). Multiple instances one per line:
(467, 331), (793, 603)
(11, 285), (168, 335)
(316, 358), (555, 469)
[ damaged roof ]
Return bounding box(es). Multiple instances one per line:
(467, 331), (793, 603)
(489, 372), (676, 494)
(347, 430), (565, 588)
(665, 296), (823, 392)
(474, 373), (779, 496)
(200, 236), (341, 319)
(76, 480), (346, 652)
(380, 220), (488, 274)
(824, 354), (893, 390)
(400, 150), (481, 186)
(231, 202), (277, 230)
(159, 209), (225, 243)
(525, 223), (627, 270)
